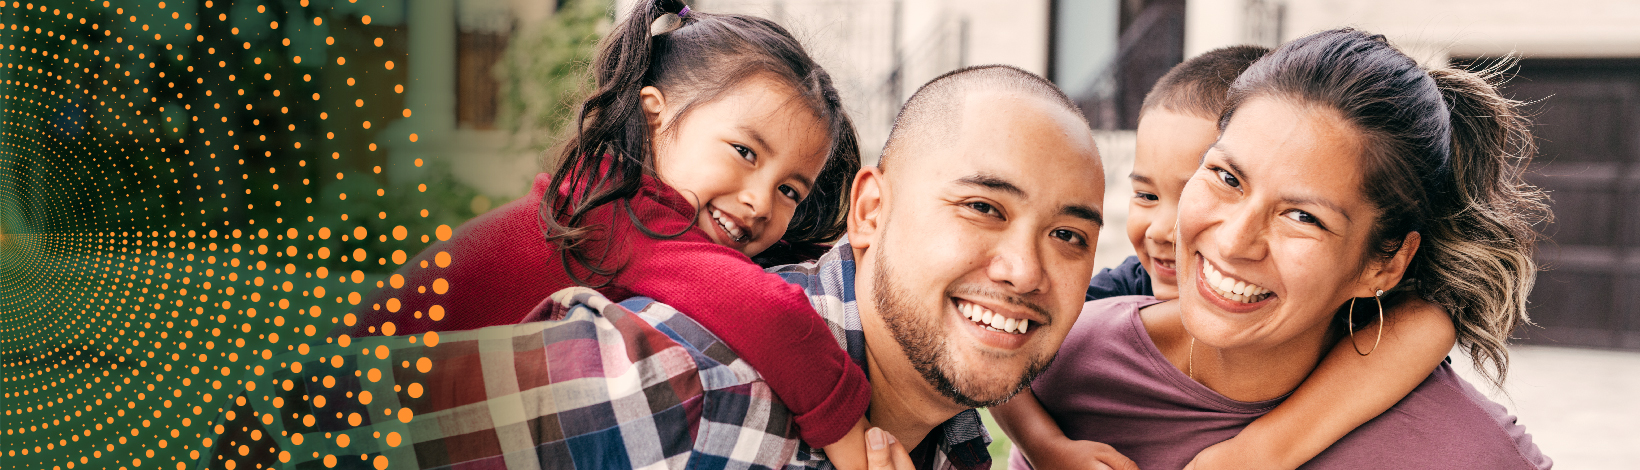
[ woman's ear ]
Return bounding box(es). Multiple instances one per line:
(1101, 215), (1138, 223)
(1362, 231), (1421, 295)
(640, 86), (668, 133)
(846, 167), (887, 250)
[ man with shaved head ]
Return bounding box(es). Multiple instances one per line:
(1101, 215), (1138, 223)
(788, 64), (1105, 468)
(200, 65), (1103, 470)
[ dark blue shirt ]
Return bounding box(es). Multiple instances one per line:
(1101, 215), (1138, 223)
(1086, 256), (1154, 301)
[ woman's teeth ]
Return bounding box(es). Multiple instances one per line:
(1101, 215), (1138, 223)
(710, 209), (746, 241)
(1202, 260), (1271, 303)
(958, 301), (1030, 334)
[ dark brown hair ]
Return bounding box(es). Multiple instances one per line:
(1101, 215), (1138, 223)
(1221, 29), (1549, 388)
(1141, 45), (1271, 120)
(542, 0), (860, 283)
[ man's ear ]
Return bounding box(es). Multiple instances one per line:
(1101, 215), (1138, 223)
(847, 167), (887, 250)
(640, 86), (668, 133)
(1361, 231), (1420, 296)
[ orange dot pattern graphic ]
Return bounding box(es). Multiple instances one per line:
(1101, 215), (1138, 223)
(0, 1), (466, 469)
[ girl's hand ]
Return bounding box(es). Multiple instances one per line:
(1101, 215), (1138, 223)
(864, 428), (916, 470)
(1022, 437), (1139, 470)
(821, 417), (872, 470)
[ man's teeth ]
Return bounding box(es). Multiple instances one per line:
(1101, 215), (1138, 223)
(1202, 260), (1271, 303)
(958, 301), (1030, 334)
(710, 209), (745, 241)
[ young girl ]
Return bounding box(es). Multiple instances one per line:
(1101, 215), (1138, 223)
(994, 45), (1464, 470)
(344, 1), (875, 466)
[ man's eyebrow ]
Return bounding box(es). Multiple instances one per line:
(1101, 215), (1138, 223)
(1061, 204), (1104, 227)
(955, 173), (1025, 197)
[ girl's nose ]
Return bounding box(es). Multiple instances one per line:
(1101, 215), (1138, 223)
(739, 185), (772, 221)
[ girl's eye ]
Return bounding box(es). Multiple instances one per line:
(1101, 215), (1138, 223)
(967, 201), (1000, 217)
(1215, 168), (1241, 189)
(1284, 210), (1321, 226)
(778, 184), (802, 202)
(1134, 191), (1159, 202)
(1051, 228), (1087, 246)
(734, 144), (756, 163)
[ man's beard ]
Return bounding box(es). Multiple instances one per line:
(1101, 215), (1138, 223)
(870, 232), (1055, 409)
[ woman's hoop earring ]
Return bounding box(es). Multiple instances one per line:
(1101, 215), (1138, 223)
(1349, 289), (1385, 356)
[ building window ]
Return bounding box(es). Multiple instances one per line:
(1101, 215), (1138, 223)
(456, 4), (512, 130)
(1050, 0), (1185, 130)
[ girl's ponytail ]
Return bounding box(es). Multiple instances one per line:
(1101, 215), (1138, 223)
(541, 0), (688, 286)
(541, 0), (861, 283)
(1416, 64), (1550, 388)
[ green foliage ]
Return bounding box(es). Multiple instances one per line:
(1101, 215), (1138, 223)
(494, 0), (610, 160)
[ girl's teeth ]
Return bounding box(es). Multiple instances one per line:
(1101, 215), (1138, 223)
(710, 209), (745, 240)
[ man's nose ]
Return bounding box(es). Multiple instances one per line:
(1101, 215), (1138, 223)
(986, 232), (1049, 295)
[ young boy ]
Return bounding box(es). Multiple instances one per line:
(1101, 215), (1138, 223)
(996, 45), (1460, 470)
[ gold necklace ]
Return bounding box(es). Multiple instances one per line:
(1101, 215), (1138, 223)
(1187, 336), (1196, 380)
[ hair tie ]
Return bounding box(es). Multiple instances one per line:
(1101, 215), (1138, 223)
(649, 4), (689, 37)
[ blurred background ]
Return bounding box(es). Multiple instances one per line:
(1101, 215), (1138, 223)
(2, 0), (1636, 468)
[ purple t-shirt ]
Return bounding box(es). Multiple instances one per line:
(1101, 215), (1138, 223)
(1010, 296), (1551, 470)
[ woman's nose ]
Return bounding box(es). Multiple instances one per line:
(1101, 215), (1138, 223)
(1214, 206), (1268, 261)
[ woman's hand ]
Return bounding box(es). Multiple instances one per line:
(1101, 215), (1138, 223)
(864, 428), (917, 470)
(989, 389), (1139, 470)
(1022, 437), (1139, 470)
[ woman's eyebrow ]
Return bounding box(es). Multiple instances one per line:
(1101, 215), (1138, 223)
(1216, 146), (1249, 184)
(1282, 195), (1352, 223)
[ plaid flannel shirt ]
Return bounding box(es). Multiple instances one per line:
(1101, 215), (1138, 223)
(198, 239), (988, 470)
(197, 287), (799, 470)
(773, 238), (992, 470)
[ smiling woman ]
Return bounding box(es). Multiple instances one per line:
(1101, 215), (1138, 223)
(1009, 29), (1552, 470)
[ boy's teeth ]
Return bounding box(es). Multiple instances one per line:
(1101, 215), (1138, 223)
(958, 301), (1029, 334)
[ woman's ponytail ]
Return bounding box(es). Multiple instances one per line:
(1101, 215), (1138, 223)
(1414, 64), (1550, 388)
(1224, 29), (1551, 389)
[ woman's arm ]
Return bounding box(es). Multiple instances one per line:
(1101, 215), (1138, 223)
(990, 389), (1137, 470)
(1186, 296), (1457, 470)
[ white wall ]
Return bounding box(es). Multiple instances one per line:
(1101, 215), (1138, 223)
(1189, 0), (1640, 61)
